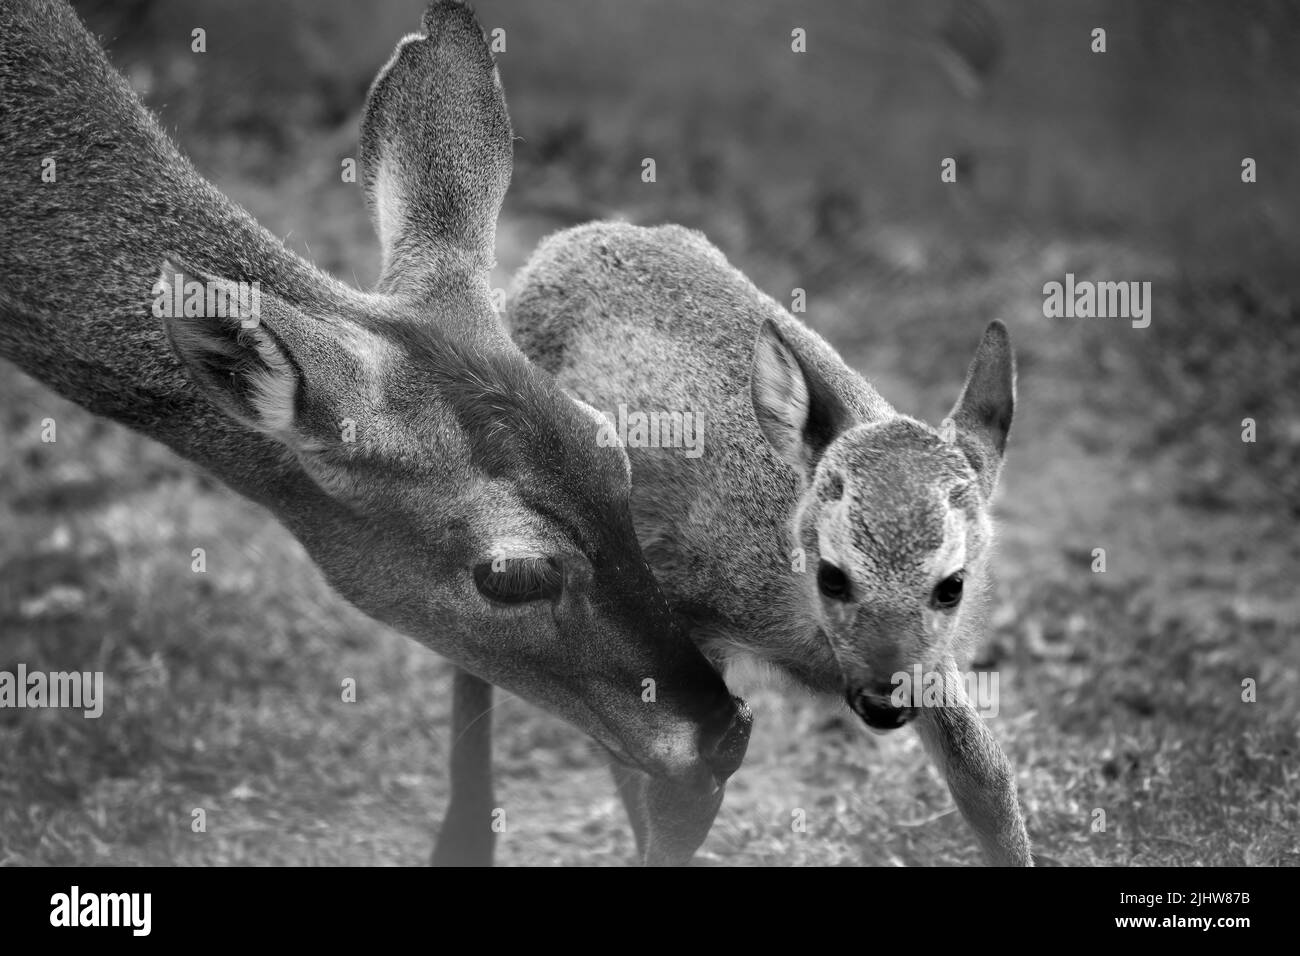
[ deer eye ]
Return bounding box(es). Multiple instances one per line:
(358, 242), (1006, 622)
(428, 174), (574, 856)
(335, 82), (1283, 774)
(817, 559), (853, 602)
(931, 571), (965, 610)
(473, 557), (563, 604)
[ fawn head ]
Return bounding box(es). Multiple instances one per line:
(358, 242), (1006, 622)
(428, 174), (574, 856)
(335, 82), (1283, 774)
(752, 319), (1015, 730)
(156, 1), (748, 791)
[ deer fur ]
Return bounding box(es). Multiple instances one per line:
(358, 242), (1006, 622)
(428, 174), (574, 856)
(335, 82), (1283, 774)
(0, 0), (750, 866)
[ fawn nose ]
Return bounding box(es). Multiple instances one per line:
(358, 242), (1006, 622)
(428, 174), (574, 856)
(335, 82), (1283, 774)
(848, 683), (918, 732)
(699, 695), (753, 785)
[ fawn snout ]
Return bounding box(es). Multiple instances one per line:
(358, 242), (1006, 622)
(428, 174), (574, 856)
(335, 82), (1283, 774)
(847, 681), (919, 732)
(826, 606), (926, 732)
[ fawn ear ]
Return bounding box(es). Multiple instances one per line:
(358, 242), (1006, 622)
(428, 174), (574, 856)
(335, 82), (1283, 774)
(361, 0), (511, 292)
(751, 319), (853, 477)
(947, 320), (1016, 496)
(157, 260), (374, 453)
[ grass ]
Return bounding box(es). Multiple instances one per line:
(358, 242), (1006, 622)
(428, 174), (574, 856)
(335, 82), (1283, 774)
(2, 0), (1297, 866)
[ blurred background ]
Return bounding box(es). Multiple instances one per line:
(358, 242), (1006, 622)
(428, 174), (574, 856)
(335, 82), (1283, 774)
(1, 0), (1296, 864)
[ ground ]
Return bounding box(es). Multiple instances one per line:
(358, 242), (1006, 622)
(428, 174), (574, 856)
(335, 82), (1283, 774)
(1, 0), (1297, 866)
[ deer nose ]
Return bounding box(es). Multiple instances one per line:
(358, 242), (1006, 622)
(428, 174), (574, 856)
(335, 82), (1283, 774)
(699, 695), (752, 785)
(847, 684), (918, 732)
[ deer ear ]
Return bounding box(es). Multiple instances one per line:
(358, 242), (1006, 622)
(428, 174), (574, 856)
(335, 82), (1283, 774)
(947, 320), (1016, 496)
(360, 0), (512, 292)
(156, 259), (306, 446)
(750, 319), (853, 477)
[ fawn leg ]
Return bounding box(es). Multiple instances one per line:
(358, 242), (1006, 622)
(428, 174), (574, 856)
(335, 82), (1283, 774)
(913, 657), (1032, 866)
(432, 667), (496, 866)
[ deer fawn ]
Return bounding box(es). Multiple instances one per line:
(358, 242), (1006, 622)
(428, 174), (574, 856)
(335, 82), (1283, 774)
(0, 1), (750, 866)
(509, 222), (1034, 865)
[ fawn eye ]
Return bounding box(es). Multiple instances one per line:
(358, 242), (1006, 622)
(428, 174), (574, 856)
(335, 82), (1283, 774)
(931, 571), (965, 609)
(817, 559), (853, 602)
(473, 557), (563, 605)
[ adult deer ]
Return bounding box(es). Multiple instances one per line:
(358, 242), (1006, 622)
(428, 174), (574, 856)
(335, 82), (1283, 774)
(511, 222), (1034, 866)
(0, 0), (749, 865)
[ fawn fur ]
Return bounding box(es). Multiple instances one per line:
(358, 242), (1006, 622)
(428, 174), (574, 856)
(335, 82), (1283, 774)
(510, 221), (1032, 865)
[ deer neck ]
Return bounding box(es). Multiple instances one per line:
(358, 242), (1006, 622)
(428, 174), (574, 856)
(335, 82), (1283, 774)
(0, 0), (360, 516)
(0, 182), (347, 515)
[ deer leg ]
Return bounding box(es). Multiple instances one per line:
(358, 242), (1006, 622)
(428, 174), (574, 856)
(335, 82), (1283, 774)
(609, 760), (650, 860)
(913, 657), (1032, 866)
(608, 760), (726, 866)
(432, 667), (496, 866)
